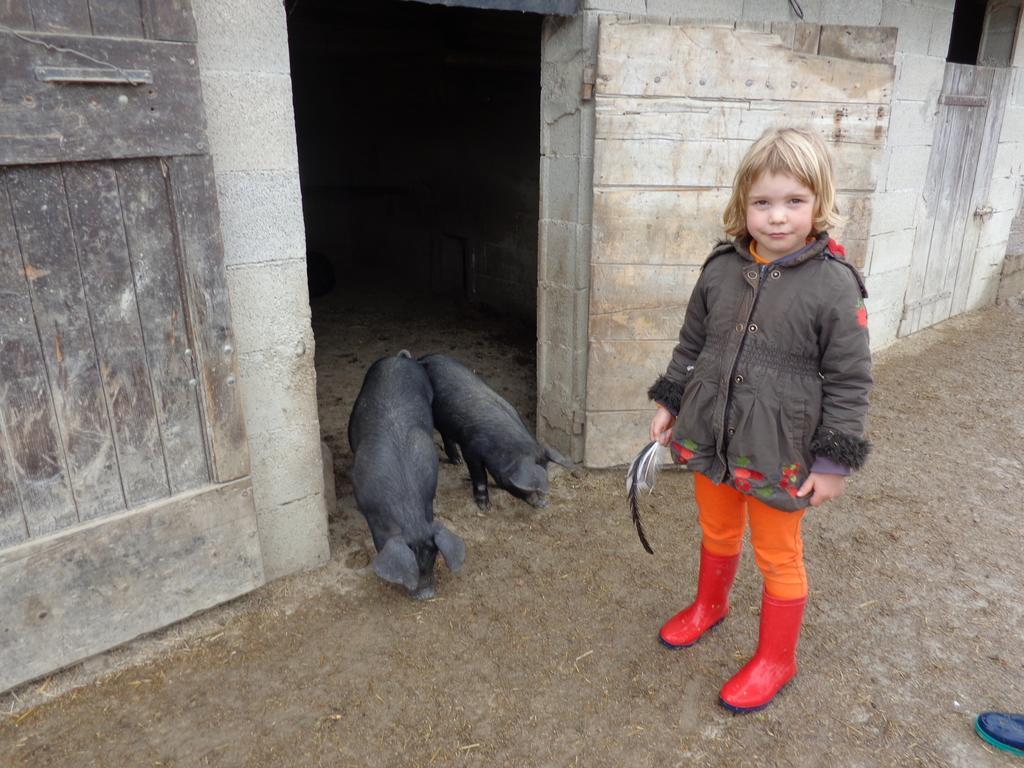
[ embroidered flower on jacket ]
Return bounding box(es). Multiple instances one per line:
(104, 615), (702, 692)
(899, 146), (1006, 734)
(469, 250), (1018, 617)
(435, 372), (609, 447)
(731, 457), (765, 492)
(670, 438), (697, 462)
(856, 299), (868, 328)
(780, 463), (802, 497)
(827, 238), (846, 257)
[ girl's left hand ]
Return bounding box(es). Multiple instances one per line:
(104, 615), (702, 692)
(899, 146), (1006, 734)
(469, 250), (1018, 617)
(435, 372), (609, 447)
(797, 472), (846, 507)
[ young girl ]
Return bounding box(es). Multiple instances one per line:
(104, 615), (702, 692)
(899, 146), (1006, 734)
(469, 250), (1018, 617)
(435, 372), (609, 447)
(647, 127), (872, 713)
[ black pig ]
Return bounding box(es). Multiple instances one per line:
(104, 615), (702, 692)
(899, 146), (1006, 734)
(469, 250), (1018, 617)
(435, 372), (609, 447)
(419, 354), (573, 510)
(348, 351), (465, 599)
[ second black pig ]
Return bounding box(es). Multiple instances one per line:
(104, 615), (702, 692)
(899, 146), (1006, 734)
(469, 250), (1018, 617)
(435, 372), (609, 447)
(419, 354), (573, 510)
(348, 351), (465, 599)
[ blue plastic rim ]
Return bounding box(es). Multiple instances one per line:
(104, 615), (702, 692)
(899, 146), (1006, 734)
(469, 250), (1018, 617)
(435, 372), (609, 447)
(975, 714), (1024, 757)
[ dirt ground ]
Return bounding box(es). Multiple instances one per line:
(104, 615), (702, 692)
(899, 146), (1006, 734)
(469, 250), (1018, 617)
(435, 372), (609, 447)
(2, 287), (1023, 768)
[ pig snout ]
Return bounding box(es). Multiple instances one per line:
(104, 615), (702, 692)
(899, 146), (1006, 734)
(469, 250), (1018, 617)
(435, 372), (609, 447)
(528, 492), (548, 509)
(412, 582), (436, 600)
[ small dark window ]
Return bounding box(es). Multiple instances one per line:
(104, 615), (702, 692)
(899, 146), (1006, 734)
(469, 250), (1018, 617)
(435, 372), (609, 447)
(948, 0), (1022, 65)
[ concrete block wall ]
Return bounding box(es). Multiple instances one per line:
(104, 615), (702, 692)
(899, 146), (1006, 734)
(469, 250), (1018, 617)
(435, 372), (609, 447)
(192, 0), (330, 580)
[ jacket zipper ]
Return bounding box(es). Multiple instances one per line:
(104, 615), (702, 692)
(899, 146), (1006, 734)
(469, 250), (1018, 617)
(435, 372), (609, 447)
(727, 262), (768, 392)
(721, 262), (768, 463)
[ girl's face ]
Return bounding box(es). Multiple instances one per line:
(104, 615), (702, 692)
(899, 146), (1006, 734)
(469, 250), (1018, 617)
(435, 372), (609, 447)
(745, 172), (816, 261)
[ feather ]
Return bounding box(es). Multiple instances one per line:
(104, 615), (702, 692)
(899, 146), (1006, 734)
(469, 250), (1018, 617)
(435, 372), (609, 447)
(625, 441), (662, 554)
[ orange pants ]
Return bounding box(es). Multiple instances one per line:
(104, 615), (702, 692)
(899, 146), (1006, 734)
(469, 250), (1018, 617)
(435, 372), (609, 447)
(694, 473), (807, 600)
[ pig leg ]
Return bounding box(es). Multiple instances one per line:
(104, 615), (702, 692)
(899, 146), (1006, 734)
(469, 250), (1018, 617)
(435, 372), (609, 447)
(465, 454), (490, 510)
(441, 434), (463, 465)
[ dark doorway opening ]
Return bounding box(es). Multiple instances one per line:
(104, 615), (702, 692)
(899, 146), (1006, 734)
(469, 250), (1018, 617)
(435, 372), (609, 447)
(287, 0), (541, 320)
(286, 0), (543, 529)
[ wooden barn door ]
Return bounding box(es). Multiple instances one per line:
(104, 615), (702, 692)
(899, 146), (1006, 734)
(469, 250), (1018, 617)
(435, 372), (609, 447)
(899, 64), (1011, 336)
(583, 20), (895, 467)
(0, 2), (264, 692)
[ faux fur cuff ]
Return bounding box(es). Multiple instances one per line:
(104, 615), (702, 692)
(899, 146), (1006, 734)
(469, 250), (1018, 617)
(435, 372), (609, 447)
(810, 426), (871, 470)
(648, 375), (686, 416)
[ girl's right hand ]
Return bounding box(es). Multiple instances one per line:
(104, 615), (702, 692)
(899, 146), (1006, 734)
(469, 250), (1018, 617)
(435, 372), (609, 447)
(650, 405), (676, 446)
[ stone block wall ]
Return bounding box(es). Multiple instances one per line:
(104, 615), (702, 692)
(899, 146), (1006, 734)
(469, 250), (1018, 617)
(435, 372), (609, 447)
(193, 0), (330, 579)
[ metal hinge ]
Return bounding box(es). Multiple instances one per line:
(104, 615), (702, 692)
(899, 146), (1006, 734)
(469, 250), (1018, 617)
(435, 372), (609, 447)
(572, 409), (586, 435)
(35, 66), (152, 85)
(581, 66), (595, 101)
(939, 94), (988, 107)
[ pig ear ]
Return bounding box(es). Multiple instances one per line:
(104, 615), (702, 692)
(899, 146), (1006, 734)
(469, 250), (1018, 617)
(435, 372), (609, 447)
(509, 462), (548, 493)
(432, 523), (465, 572)
(544, 444), (575, 469)
(373, 538), (419, 591)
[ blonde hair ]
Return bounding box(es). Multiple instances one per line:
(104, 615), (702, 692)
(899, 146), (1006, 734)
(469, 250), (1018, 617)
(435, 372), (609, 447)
(722, 127), (845, 238)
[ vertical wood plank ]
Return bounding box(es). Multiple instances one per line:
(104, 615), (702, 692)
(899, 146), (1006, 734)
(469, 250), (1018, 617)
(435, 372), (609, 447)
(0, 171), (78, 539)
(88, 0), (144, 37)
(6, 165), (125, 522)
(952, 68), (1011, 316)
(141, 0), (195, 42)
(63, 162), (169, 506)
(115, 158), (209, 495)
(901, 63), (964, 336)
(0, 0), (34, 29)
(923, 67), (992, 328)
(167, 155), (248, 483)
(28, 0), (91, 33)
(0, 423), (27, 548)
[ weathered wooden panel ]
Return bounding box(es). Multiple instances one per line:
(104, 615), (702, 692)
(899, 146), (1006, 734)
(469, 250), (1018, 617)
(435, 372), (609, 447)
(88, 0), (145, 37)
(116, 158), (208, 495)
(586, 339), (677, 414)
(596, 24), (894, 104)
(818, 26), (897, 64)
(0, 0), (34, 29)
(142, 0), (196, 43)
(168, 156), (248, 483)
(28, 0), (91, 33)
(954, 69), (1011, 316)
(5, 165), (124, 522)
(592, 188), (729, 266)
(595, 98), (889, 147)
(592, 189), (870, 267)
(0, 34), (206, 165)
(590, 263), (700, 317)
(588, 264), (697, 339)
(589, 307), (688, 342)
(595, 133), (883, 191)
(0, 172), (77, 542)
(409, 0), (576, 14)
(0, 478), (264, 693)
(584, 410), (660, 468)
(63, 162), (169, 506)
(0, 424), (27, 548)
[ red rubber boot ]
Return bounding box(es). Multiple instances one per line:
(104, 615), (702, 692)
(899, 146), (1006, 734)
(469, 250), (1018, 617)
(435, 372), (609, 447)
(659, 547), (740, 648)
(719, 590), (806, 713)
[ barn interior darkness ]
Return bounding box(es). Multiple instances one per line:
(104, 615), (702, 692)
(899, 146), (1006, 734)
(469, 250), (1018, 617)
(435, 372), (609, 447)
(286, 0), (542, 324)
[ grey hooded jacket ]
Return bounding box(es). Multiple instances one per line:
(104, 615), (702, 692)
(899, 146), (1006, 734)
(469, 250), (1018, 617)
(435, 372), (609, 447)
(648, 231), (872, 511)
